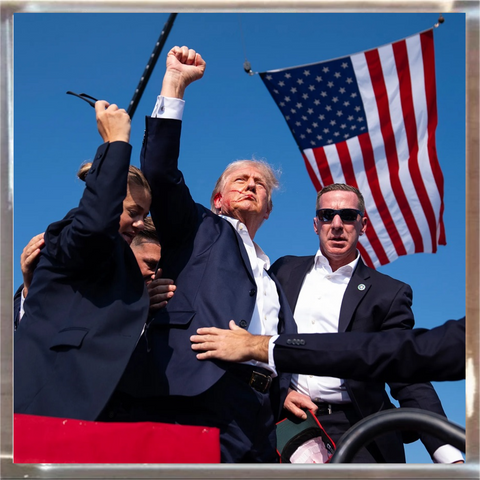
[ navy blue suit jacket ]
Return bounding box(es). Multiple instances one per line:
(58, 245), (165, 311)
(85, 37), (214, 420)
(14, 141), (149, 421)
(140, 117), (297, 419)
(273, 317), (465, 383)
(270, 255), (453, 462)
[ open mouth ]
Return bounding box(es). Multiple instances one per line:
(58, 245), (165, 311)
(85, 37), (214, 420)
(122, 232), (135, 244)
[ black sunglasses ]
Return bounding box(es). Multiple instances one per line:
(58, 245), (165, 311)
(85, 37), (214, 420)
(66, 91), (99, 108)
(316, 208), (363, 222)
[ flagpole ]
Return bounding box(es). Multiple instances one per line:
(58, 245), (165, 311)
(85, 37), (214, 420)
(127, 13), (178, 119)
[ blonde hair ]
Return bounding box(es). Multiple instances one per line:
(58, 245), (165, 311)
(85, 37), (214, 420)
(77, 163), (151, 196)
(210, 159), (280, 214)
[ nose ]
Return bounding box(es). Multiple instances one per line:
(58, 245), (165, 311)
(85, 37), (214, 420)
(133, 217), (145, 231)
(331, 213), (344, 228)
(245, 177), (256, 191)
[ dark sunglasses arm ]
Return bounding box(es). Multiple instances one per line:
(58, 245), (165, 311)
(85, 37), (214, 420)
(66, 91), (99, 108)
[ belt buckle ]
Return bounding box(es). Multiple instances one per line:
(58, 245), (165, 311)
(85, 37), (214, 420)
(249, 371), (272, 393)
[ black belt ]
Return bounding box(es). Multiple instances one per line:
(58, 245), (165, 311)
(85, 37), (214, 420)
(313, 401), (355, 416)
(228, 364), (273, 394)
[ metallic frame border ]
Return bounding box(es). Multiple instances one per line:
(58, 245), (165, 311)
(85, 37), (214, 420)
(1, 1), (478, 478)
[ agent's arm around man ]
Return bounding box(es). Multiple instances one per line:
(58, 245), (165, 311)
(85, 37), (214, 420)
(190, 316), (466, 383)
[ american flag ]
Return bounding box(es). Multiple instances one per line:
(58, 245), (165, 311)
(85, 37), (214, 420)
(260, 29), (446, 268)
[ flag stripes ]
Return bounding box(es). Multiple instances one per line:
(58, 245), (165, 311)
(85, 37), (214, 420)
(260, 28), (446, 268)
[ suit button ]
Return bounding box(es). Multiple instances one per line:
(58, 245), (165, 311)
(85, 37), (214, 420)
(300, 339), (306, 345)
(239, 319), (248, 329)
(249, 288), (256, 296)
(287, 339), (292, 345)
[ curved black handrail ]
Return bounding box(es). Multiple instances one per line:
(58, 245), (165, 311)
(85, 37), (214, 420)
(330, 407), (465, 463)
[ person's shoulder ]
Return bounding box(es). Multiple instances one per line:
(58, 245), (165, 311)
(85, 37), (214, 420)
(359, 260), (410, 290)
(270, 255), (313, 274)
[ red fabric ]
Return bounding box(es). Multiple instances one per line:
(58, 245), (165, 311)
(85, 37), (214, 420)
(14, 413), (220, 463)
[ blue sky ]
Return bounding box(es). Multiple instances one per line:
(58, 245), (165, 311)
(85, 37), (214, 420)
(13, 12), (465, 463)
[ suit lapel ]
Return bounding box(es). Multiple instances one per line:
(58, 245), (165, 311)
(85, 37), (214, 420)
(338, 259), (372, 332)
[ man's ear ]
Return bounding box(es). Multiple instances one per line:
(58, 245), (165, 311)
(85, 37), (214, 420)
(313, 217), (320, 235)
(213, 193), (222, 210)
(359, 216), (368, 236)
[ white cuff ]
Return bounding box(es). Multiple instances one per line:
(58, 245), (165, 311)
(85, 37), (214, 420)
(19, 288), (26, 321)
(268, 335), (279, 373)
(432, 444), (464, 463)
(151, 96), (185, 120)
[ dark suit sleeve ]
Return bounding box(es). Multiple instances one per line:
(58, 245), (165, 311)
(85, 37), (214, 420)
(273, 318), (465, 382)
(140, 117), (197, 249)
(45, 141), (132, 268)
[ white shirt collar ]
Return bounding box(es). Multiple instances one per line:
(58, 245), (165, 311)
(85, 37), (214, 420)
(314, 248), (360, 277)
(220, 215), (271, 269)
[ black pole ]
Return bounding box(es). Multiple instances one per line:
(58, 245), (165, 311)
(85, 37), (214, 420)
(127, 13), (178, 119)
(330, 408), (465, 463)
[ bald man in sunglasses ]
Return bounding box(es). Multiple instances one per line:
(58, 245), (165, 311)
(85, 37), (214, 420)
(265, 183), (463, 464)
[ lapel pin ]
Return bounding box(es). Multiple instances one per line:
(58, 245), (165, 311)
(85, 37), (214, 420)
(358, 284), (366, 291)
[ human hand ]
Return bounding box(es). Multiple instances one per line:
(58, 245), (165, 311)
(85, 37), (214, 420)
(284, 388), (318, 420)
(95, 101), (131, 143)
(161, 46), (206, 99)
(20, 232), (45, 298)
(147, 268), (176, 313)
(191, 320), (270, 363)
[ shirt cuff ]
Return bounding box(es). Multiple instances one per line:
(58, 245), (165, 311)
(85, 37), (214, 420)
(268, 335), (279, 372)
(432, 444), (464, 463)
(19, 288), (26, 321)
(151, 95), (185, 120)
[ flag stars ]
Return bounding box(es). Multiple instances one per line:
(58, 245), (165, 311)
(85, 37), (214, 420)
(306, 128), (312, 134)
(351, 93), (358, 98)
(357, 117), (364, 122)
(296, 102), (303, 109)
(348, 115), (354, 121)
(317, 134), (323, 140)
(341, 62), (349, 69)
(330, 120), (337, 126)
(341, 124), (347, 129)
(321, 91), (328, 97)
(327, 81), (334, 88)
(336, 110), (343, 117)
(302, 93), (309, 100)
(334, 72), (341, 78)
(323, 128), (330, 134)
(343, 101), (350, 107)
(303, 69), (311, 76)
(307, 108), (314, 114)
(322, 66), (330, 73)
(285, 73), (292, 78)
(291, 87), (298, 93)
(296, 121), (301, 126)
(339, 87), (346, 94)
(312, 122), (318, 128)
(266, 75), (273, 81)
(278, 81), (285, 87)
(351, 125), (357, 130)
(309, 85), (316, 91)
(291, 108), (297, 114)
(319, 114), (325, 120)
(332, 97), (339, 103)
(346, 77), (353, 84)
(297, 78), (304, 85)
(355, 106), (361, 112)
(285, 96), (291, 102)
(302, 115), (308, 121)
(325, 105), (332, 111)
(316, 76), (323, 82)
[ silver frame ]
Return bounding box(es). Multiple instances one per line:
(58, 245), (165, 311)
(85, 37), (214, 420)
(1, 1), (478, 478)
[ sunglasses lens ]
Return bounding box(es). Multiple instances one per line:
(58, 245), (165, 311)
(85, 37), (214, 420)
(340, 209), (358, 221)
(317, 209), (360, 222)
